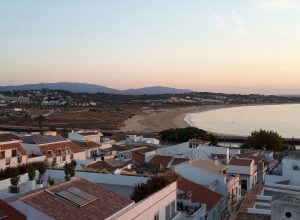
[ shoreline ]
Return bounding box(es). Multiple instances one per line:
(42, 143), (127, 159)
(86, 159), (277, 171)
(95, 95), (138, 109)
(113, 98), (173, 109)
(120, 104), (240, 133)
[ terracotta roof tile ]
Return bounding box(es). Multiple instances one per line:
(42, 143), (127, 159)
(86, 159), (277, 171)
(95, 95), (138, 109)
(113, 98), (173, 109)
(39, 141), (84, 157)
(78, 131), (102, 136)
(0, 142), (26, 157)
(74, 141), (100, 150)
(149, 155), (173, 167)
(229, 158), (253, 166)
(0, 199), (26, 220)
(172, 158), (189, 165)
(177, 177), (222, 211)
(20, 178), (133, 220)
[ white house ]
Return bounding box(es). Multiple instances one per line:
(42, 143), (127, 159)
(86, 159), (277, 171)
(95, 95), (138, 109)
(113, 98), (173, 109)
(227, 158), (257, 191)
(68, 130), (103, 143)
(125, 134), (160, 145)
(175, 159), (240, 219)
(156, 141), (240, 164)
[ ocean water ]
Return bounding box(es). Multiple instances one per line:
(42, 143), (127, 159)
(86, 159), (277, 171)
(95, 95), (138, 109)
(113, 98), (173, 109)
(185, 104), (300, 138)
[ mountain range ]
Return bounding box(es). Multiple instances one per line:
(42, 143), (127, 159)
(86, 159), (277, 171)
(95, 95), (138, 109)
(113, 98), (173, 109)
(0, 82), (193, 95)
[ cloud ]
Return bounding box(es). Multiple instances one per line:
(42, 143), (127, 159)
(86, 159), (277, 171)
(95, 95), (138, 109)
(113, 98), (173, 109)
(258, 0), (300, 11)
(212, 14), (225, 29)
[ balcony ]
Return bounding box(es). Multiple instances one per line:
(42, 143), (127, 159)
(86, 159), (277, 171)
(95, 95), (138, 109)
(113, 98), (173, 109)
(177, 195), (206, 218)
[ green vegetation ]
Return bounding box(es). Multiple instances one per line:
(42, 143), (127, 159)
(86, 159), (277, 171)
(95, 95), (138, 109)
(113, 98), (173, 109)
(37, 162), (47, 184)
(0, 162), (45, 181)
(64, 160), (77, 181)
(27, 165), (36, 181)
(9, 168), (20, 187)
(159, 127), (218, 145)
(241, 129), (287, 151)
(130, 173), (177, 203)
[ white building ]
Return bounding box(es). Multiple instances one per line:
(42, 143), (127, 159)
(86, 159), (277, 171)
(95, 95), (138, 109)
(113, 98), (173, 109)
(157, 141), (240, 164)
(7, 177), (180, 220)
(228, 158), (257, 191)
(124, 134), (160, 145)
(175, 159), (240, 218)
(68, 131), (103, 144)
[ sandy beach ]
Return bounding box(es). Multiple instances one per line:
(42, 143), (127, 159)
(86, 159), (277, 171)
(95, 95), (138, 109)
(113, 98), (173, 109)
(120, 104), (238, 133)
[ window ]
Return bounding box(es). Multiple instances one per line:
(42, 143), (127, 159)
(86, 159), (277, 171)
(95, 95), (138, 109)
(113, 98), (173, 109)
(12, 149), (17, 157)
(171, 200), (176, 217)
(165, 204), (170, 220)
(0, 151), (5, 159)
(154, 212), (159, 220)
(47, 150), (52, 157)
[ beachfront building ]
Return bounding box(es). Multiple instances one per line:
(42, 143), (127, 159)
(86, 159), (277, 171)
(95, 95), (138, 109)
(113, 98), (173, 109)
(6, 177), (180, 220)
(68, 130), (103, 144)
(174, 159), (241, 218)
(228, 158), (257, 192)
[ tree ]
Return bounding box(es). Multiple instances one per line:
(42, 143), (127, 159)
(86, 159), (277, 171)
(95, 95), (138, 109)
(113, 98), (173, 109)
(241, 129), (287, 151)
(27, 165), (36, 181)
(159, 127), (218, 145)
(37, 162), (47, 184)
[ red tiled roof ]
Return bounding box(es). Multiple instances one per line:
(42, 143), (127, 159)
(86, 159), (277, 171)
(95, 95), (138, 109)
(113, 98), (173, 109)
(172, 158), (189, 165)
(132, 146), (157, 154)
(39, 141), (84, 157)
(78, 131), (101, 136)
(239, 154), (262, 164)
(229, 158), (253, 166)
(149, 155), (173, 167)
(131, 151), (145, 164)
(74, 141), (100, 150)
(0, 133), (21, 142)
(0, 142), (26, 157)
(20, 178), (133, 220)
(87, 160), (125, 173)
(0, 199), (26, 220)
(177, 177), (222, 211)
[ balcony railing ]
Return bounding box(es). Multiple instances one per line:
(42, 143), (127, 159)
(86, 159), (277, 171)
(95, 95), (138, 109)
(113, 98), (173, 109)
(177, 199), (206, 217)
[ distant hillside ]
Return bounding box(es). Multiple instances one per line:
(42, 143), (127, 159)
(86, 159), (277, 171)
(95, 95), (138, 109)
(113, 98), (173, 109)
(0, 83), (192, 95)
(123, 86), (192, 95)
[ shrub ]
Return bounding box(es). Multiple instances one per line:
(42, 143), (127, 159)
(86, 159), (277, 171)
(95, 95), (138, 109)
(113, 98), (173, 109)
(37, 162), (47, 184)
(9, 168), (20, 187)
(27, 165), (36, 181)
(130, 173), (177, 202)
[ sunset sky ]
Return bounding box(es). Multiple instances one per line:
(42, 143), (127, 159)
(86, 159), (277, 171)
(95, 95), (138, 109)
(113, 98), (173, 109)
(1, 0), (300, 94)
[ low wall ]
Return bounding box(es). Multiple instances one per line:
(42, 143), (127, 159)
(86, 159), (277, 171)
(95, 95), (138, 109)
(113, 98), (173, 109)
(45, 169), (147, 186)
(0, 173), (28, 191)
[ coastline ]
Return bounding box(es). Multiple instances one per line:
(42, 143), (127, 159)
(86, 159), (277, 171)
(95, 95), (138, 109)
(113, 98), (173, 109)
(120, 104), (239, 133)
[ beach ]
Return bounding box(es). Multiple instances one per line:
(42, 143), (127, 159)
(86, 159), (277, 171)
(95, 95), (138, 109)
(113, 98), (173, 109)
(120, 104), (238, 132)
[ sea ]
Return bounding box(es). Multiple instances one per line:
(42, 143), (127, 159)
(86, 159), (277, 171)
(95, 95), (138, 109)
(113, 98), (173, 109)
(185, 104), (300, 139)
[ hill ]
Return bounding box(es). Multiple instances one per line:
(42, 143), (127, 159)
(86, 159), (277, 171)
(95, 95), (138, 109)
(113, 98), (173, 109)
(0, 83), (192, 95)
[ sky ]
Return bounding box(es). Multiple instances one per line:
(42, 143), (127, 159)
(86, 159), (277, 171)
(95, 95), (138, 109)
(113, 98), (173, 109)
(1, 0), (300, 94)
